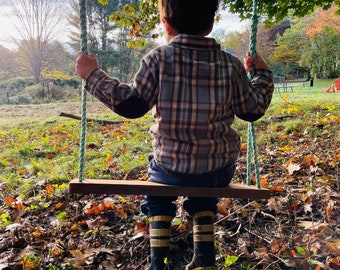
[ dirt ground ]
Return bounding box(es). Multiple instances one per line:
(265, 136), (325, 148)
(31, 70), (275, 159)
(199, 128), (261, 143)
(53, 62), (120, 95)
(0, 102), (112, 121)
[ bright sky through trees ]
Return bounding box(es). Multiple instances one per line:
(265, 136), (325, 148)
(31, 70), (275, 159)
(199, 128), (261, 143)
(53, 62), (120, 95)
(0, 5), (17, 48)
(0, 1), (71, 49)
(0, 2), (247, 49)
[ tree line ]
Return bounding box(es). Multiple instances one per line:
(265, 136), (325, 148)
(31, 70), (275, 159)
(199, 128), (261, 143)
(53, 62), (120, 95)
(221, 5), (340, 79)
(0, 0), (339, 104)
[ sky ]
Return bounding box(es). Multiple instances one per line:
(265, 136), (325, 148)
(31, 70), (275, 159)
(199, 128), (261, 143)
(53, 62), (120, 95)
(0, 3), (249, 50)
(0, 5), (17, 49)
(214, 10), (250, 35)
(0, 2), (71, 49)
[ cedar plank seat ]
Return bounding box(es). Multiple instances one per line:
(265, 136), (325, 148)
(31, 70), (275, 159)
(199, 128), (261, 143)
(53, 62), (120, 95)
(69, 179), (271, 199)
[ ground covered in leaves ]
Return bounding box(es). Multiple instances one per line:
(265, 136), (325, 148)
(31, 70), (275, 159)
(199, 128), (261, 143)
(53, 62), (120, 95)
(0, 101), (339, 270)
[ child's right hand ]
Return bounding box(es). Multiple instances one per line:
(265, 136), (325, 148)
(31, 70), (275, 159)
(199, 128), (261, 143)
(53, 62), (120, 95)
(244, 52), (269, 73)
(75, 52), (99, 80)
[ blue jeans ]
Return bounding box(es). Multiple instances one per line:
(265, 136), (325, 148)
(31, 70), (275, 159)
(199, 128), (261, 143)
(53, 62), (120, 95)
(141, 158), (235, 217)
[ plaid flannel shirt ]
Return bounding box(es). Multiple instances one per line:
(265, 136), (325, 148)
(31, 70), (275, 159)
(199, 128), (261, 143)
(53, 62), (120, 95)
(85, 34), (274, 174)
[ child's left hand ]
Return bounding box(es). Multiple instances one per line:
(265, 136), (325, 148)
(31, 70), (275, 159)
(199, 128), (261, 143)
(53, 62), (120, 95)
(75, 52), (99, 80)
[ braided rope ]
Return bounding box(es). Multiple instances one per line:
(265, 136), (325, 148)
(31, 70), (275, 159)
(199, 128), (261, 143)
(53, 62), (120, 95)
(247, 0), (261, 188)
(78, 0), (88, 182)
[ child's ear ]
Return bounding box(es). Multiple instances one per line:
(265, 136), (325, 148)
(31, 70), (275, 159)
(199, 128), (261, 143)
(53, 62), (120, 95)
(162, 17), (177, 36)
(202, 24), (213, 36)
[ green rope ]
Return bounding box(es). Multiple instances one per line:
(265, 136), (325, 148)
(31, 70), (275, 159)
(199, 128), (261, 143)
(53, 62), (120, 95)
(247, 0), (261, 188)
(78, 0), (88, 183)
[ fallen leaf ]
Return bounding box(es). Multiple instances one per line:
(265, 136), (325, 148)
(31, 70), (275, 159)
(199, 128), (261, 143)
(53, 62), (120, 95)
(278, 145), (294, 151)
(70, 224), (78, 231)
(328, 257), (340, 270)
(303, 202), (313, 214)
(290, 249), (297, 257)
(270, 238), (287, 255)
(45, 183), (54, 195)
(270, 186), (284, 192)
(302, 155), (319, 167)
(298, 221), (328, 230)
(55, 202), (63, 209)
(325, 241), (340, 256)
(217, 198), (232, 215)
(260, 177), (268, 187)
(336, 152), (340, 161)
(70, 249), (84, 257)
(287, 162), (301, 175)
(240, 144), (247, 152)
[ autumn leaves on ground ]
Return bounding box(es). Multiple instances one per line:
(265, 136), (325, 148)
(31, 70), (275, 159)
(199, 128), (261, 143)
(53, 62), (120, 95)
(0, 90), (339, 269)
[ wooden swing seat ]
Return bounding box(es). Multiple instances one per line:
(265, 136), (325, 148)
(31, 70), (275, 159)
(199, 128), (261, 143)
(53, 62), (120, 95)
(69, 178), (270, 199)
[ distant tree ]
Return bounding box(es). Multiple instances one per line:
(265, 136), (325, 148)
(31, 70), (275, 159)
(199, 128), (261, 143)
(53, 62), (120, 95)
(69, 0), (155, 81)
(221, 28), (250, 60)
(302, 5), (340, 78)
(269, 18), (309, 77)
(267, 20), (292, 40)
(4, 0), (67, 83)
(40, 41), (76, 88)
(0, 45), (19, 80)
(44, 41), (75, 76)
(302, 26), (340, 78)
(271, 5), (340, 78)
(219, 19), (291, 64)
(86, 0), (121, 72)
(68, 0), (82, 53)
(257, 20), (291, 61)
(211, 29), (228, 45)
(305, 4), (340, 35)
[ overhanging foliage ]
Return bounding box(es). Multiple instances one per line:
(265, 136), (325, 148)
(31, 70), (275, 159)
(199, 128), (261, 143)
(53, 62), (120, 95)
(97, 0), (340, 47)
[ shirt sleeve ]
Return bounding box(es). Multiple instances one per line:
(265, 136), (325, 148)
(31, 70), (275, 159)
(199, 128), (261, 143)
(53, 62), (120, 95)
(231, 61), (274, 122)
(84, 53), (159, 119)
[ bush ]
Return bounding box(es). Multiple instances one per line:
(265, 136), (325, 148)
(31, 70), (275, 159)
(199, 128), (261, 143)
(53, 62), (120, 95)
(1, 77), (35, 91)
(24, 85), (42, 100)
(8, 94), (33, 105)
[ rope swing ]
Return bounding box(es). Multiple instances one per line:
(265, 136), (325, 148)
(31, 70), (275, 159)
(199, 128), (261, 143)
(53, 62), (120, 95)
(77, 0), (88, 183)
(247, 0), (261, 188)
(70, 0), (269, 199)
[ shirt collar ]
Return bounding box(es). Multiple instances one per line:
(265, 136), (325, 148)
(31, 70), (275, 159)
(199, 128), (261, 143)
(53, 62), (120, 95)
(169, 34), (221, 50)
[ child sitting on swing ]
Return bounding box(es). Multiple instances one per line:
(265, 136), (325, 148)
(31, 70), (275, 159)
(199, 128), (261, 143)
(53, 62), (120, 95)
(75, 0), (273, 269)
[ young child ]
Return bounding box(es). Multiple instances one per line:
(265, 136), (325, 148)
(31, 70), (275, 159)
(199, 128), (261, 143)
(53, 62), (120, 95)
(75, 0), (274, 269)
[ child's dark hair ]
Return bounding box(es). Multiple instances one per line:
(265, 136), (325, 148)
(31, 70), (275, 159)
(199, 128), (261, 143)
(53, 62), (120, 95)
(160, 0), (219, 35)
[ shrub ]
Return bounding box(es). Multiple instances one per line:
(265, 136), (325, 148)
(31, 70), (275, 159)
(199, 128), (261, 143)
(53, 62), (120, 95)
(1, 77), (35, 91)
(8, 94), (33, 105)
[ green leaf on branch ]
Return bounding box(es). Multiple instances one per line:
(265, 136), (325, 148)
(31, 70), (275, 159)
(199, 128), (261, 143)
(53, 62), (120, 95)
(100, 0), (340, 48)
(98, 0), (108, 5)
(109, 0), (159, 48)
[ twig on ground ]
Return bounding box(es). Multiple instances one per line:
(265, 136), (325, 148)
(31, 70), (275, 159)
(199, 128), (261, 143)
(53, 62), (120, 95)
(60, 112), (125, 125)
(244, 227), (271, 244)
(215, 201), (256, 225)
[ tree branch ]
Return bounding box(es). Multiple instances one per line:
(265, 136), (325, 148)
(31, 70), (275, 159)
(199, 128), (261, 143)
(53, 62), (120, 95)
(59, 112), (126, 125)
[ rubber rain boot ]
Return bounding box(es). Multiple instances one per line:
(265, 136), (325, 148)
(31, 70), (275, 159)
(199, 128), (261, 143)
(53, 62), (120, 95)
(149, 216), (172, 270)
(186, 211), (217, 270)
